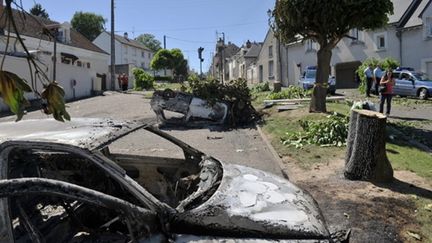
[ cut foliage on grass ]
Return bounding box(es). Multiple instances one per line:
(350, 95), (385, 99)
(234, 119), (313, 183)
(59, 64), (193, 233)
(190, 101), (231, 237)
(281, 112), (349, 148)
(266, 85), (311, 100)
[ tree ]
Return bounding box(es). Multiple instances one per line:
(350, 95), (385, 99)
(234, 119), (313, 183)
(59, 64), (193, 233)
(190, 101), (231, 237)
(71, 11), (106, 41)
(272, 0), (393, 112)
(150, 49), (173, 71)
(150, 49), (188, 78)
(135, 34), (162, 52)
(29, 3), (49, 19)
(170, 48), (188, 77)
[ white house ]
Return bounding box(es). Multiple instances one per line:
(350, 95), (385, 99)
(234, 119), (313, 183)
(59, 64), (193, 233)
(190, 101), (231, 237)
(93, 31), (154, 71)
(227, 40), (262, 82)
(0, 5), (109, 112)
(255, 0), (432, 89)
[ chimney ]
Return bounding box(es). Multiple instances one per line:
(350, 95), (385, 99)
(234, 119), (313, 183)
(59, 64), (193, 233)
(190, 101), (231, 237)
(123, 32), (128, 39)
(246, 40), (251, 48)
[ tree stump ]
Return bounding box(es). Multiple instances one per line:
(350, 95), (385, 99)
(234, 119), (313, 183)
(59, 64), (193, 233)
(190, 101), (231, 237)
(344, 109), (393, 182)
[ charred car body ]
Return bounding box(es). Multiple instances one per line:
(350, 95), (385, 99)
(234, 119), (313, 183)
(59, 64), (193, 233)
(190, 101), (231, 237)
(151, 89), (230, 126)
(0, 118), (337, 242)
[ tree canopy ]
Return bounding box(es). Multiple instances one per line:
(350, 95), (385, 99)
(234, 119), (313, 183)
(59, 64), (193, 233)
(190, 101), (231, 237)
(150, 48), (188, 77)
(71, 11), (106, 41)
(29, 3), (49, 19)
(272, 0), (393, 112)
(135, 34), (162, 52)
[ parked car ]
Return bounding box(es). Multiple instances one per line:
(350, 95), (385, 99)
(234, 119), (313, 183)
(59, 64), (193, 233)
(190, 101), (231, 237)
(299, 66), (336, 95)
(0, 118), (343, 242)
(392, 69), (431, 99)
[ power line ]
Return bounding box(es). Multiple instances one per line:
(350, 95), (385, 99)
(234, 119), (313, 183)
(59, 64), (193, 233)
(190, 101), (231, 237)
(165, 36), (214, 44)
(115, 21), (266, 33)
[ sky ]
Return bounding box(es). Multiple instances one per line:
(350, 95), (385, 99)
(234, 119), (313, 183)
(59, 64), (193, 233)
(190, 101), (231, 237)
(24, 0), (275, 72)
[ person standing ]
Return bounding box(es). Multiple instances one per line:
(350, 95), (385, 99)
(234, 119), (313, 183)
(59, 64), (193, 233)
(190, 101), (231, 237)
(379, 69), (395, 116)
(363, 64), (374, 97)
(373, 64), (383, 95)
(120, 73), (129, 91)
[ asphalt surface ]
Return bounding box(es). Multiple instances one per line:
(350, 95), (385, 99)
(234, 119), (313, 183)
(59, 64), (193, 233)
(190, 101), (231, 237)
(0, 91), (284, 177)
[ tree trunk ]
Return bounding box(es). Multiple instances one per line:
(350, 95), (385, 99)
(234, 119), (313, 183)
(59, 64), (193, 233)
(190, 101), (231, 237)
(310, 47), (331, 113)
(344, 109), (393, 182)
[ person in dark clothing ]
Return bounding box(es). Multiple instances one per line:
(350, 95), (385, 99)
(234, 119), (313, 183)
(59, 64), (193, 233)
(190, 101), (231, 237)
(120, 73), (128, 91)
(363, 64), (373, 97)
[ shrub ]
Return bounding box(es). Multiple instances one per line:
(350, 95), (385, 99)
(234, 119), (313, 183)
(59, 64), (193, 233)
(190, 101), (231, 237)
(281, 112), (349, 148)
(356, 58), (399, 94)
(250, 82), (270, 93)
(266, 85), (310, 100)
(132, 68), (154, 90)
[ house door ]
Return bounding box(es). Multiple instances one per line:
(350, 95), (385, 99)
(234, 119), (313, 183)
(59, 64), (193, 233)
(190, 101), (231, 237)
(335, 61), (361, 89)
(259, 65), (263, 83)
(98, 73), (107, 91)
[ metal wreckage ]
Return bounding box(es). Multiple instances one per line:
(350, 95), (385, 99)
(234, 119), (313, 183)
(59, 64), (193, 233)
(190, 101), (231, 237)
(150, 88), (262, 127)
(0, 118), (349, 242)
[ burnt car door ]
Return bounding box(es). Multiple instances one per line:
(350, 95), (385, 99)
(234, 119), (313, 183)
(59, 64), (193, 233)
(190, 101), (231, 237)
(0, 141), (163, 242)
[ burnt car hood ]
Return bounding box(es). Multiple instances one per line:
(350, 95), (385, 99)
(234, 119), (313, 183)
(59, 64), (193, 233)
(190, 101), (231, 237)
(174, 163), (329, 240)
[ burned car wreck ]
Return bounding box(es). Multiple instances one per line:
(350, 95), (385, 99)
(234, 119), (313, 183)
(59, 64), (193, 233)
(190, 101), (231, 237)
(150, 89), (230, 126)
(0, 118), (339, 242)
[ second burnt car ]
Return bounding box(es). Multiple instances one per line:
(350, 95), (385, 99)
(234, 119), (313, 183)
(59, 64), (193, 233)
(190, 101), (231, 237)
(0, 118), (344, 242)
(150, 89), (230, 126)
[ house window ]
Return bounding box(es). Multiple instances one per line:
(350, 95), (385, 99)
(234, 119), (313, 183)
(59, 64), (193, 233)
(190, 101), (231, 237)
(426, 17), (432, 37)
(305, 40), (317, 52)
(268, 45), (273, 58)
(142, 51), (145, 57)
(87, 63), (91, 69)
(374, 32), (387, 50)
(268, 60), (274, 78)
(61, 57), (71, 64)
(350, 28), (364, 43)
(77, 61), (82, 67)
(141, 62), (145, 68)
(56, 29), (64, 43)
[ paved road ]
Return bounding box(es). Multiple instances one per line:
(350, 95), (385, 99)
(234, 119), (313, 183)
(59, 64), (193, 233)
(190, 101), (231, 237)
(0, 91), (284, 176)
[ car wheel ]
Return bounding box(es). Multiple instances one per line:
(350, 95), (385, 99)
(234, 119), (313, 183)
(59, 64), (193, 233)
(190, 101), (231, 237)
(163, 88), (176, 99)
(418, 88), (428, 100)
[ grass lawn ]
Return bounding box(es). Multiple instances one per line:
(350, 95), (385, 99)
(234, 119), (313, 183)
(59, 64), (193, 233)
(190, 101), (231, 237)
(253, 91), (432, 241)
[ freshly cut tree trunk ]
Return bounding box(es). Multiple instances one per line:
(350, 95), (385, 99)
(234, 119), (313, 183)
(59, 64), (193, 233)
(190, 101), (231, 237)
(344, 109), (393, 182)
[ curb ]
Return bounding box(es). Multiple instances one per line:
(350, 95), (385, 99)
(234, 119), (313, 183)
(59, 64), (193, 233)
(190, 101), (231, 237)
(256, 125), (290, 180)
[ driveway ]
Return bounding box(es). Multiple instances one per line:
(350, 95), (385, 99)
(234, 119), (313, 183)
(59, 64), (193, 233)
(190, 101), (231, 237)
(0, 91), (284, 176)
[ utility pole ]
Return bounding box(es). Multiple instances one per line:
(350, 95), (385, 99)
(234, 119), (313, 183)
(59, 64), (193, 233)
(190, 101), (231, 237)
(163, 35), (166, 49)
(110, 0), (116, 90)
(216, 32), (225, 83)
